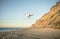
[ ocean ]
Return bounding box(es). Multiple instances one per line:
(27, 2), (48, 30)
(0, 28), (28, 32)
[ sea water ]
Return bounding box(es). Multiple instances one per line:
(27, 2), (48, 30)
(0, 28), (28, 32)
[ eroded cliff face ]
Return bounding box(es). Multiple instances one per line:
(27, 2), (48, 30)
(31, 2), (60, 29)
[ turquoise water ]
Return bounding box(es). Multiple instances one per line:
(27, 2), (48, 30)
(0, 28), (28, 32)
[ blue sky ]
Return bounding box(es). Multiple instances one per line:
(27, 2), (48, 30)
(0, 0), (59, 28)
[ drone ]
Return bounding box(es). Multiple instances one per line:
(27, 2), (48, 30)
(25, 13), (33, 18)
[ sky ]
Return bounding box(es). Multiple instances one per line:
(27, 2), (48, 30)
(0, 0), (60, 28)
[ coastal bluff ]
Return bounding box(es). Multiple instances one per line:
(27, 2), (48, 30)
(31, 2), (60, 29)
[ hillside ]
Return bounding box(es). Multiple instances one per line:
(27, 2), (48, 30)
(31, 2), (60, 29)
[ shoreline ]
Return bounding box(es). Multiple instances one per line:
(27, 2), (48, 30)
(0, 28), (60, 39)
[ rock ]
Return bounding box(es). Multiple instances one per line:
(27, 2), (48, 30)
(31, 2), (60, 29)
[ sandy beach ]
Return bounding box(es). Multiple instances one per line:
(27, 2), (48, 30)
(0, 28), (60, 39)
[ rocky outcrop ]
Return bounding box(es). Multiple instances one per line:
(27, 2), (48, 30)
(31, 2), (60, 29)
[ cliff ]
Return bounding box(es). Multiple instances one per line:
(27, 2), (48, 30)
(31, 2), (60, 29)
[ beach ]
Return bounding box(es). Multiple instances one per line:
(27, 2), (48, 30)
(0, 28), (60, 39)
